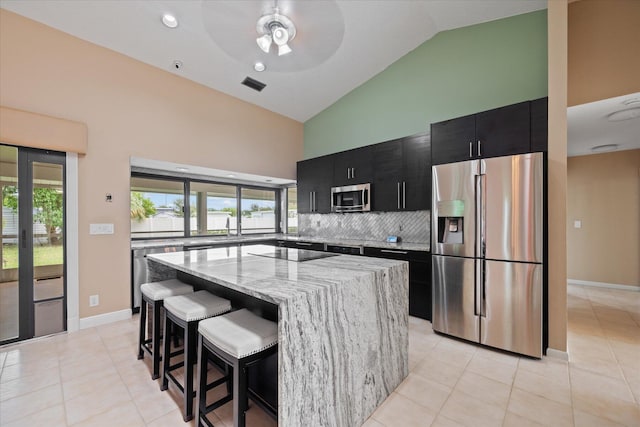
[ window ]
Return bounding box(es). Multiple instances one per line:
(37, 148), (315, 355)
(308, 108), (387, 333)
(130, 176), (185, 238)
(240, 188), (277, 234)
(189, 182), (238, 236)
(287, 187), (297, 233)
(130, 173), (283, 239)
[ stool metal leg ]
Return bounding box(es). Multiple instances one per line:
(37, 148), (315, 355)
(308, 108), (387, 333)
(151, 300), (162, 380)
(233, 359), (248, 427)
(195, 335), (209, 427)
(183, 321), (197, 422)
(137, 297), (147, 360)
(160, 312), (171, 392)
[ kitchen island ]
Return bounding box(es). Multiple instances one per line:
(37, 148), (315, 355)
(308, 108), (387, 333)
(147, 244), (408, 427)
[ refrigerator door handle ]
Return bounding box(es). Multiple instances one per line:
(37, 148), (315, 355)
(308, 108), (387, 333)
(474, 259), (481, 316)
(476, 174), (486, 258)
(480, 258), (487, 317)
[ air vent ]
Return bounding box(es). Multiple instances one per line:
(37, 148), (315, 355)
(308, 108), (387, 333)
(241, 77), (266, 92)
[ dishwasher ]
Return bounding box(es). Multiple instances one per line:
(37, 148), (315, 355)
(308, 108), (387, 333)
(131, 245), (181, 312)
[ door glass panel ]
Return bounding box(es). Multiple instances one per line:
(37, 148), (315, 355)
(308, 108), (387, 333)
(241, 188), (276, 234)
(190, 182), (238, 236)
(32, 162), (64, 301)
(0, 146), (19, 341)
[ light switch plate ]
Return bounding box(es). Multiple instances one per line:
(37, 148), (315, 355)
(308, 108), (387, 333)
(90, 223), (114, 235)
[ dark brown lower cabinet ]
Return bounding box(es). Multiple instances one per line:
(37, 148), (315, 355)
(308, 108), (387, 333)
(363, 247), (431, 321)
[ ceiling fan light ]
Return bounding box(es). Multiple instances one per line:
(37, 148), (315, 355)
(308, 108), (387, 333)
(256, 34), (272, 53)
(278, 43), (292, 56)
(272, 26), (289, 46)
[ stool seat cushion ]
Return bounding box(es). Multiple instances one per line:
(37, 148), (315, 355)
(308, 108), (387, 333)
(140, 279), (193, 301)
(198, 308), (278, 359)
(164, 291), (231, 322)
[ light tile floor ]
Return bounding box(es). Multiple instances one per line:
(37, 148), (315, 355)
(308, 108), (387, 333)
(1, 284), (638, 426)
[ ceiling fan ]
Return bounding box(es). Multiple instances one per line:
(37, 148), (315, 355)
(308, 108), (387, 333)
(255, 1), (296, 56)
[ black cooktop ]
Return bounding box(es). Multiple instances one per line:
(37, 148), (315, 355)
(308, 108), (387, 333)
(248, 247), (339, 262)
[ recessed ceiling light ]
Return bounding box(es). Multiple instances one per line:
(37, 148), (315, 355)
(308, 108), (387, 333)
(591, 144), (618, 153)
(265, 179), (273, 182)
(172, 60), (183, 70)
(607, 107), (640, 122)
(254, 62), (266, 72)
(162, 13), (178, 28)
(227, 174), (235, 178)
(175, 167), (189, 172)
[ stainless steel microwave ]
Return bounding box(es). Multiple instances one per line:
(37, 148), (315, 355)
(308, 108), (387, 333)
(331, 183), (371, 212)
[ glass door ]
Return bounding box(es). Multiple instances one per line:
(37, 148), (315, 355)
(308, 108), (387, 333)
(0, 145), (66, 344)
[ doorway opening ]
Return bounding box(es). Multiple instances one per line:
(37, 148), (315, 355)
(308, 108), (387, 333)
(1, 144), (66, 345)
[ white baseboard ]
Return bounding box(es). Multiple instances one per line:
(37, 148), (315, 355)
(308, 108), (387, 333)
(568, 279), (640, 292)
(79, 309), (132, 329)
(546, 348), (569, 361)
(67, 316), (80, 332)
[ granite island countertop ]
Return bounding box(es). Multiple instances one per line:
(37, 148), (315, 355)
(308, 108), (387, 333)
(147, 244), (409, 427)
(132, 233), (429, 252)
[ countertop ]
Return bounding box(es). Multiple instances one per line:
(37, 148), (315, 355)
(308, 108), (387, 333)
(132, 233), (430, 252)
(146, 244), (407, 305)
(146, 244), (409, 426)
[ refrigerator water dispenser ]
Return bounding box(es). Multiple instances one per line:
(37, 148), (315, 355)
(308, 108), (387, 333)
(436, 200), (465, 244)
(438, 217), (464, 244)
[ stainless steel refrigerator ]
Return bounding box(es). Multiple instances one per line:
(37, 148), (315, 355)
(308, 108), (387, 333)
(432, 152), (543, 358)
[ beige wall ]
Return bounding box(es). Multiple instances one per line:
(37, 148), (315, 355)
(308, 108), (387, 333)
(567, 150), (640, 286)
(0, 10), (303, 318)
(568, 0), (640, 106)
(547, 0), (569, 353)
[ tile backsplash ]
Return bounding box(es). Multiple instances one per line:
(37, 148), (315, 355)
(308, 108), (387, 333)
(298, 210), (430, 243)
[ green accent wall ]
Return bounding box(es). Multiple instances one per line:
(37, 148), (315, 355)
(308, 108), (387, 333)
(304, 10), (548, 158)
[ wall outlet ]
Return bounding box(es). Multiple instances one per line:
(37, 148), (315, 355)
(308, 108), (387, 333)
(89, 295), (99, 307)
(90, 223), (114, 235)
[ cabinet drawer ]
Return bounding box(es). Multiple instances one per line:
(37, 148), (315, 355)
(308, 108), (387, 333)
(363, 247), (429, 263)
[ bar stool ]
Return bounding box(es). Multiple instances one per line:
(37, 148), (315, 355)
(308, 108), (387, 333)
(161, 290), (232, 422)
(138, 279), (194, 380)
(195, 308), (278, 427)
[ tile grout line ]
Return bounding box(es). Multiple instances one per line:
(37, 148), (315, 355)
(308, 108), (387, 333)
(426, 343), (479, 427)
(101, 321), (153, 426)
(594, 295), (640, 408)
(500, 356), (520, 427)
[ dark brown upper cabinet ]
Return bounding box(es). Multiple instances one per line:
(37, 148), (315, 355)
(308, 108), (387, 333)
(530, 97), (548, 152)
(430, 114), (476, 165)
(332, 147), (374, 187)
(372, 132), (431, 212)
(431, 98), (547, 165)
(297, 155), (333, 214)
(476, 101), (530, 158)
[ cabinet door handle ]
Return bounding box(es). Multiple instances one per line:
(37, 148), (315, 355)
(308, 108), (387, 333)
(310, 192), (313, 212)
(397, 182), (401, 209)
(477, 140), (482, 157)
(469, 141), (473, 158)
(313, 191), (316, 212)
(351, 167), (355, 179)
(381, 249), (408, 255)
(296, 242), (312, 246)
(402, 181), (406, 209)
